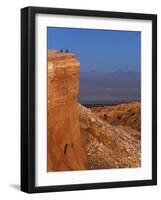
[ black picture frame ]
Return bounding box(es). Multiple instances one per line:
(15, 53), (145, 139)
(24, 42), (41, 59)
(21, 6), (157, 193)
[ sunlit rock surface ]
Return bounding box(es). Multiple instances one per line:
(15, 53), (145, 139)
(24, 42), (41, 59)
(48, 51), (87, 171)
(79, 104), (141, 169)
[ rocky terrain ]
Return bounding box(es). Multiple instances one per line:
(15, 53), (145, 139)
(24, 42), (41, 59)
(90, 102), (141, 132)
(48, 50), (141, 171)
(79, 104), (140, 169)
(48, 50), (87, 171)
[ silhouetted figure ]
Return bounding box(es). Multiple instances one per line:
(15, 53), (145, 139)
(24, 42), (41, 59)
(65, 49), (69, 53)
(60, 49), (63, 53)
(104, 114), (107, 120)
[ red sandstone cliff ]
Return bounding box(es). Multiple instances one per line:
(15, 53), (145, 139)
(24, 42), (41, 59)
(48, 51), (87, 171)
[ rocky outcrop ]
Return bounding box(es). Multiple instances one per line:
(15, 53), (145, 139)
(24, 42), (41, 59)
(48, 49), (59, 58)
(48, 52), (86, 171)
(90, 102), (141, 132)
(79, 104), (141, 169)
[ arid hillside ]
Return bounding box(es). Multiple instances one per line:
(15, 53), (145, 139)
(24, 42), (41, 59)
(79, 104), (140, 169)
(90, 102), (141, 132)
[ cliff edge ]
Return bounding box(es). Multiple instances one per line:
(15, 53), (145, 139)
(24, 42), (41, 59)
(48, 51), (87, 171)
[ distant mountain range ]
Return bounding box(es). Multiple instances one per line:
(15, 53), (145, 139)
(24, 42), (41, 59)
(78, 70), (141, 105)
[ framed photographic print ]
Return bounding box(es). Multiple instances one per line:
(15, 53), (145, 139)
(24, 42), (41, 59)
(21, 6), (157, 193)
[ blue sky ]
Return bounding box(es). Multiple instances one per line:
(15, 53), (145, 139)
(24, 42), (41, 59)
(48, 27), (141, 72)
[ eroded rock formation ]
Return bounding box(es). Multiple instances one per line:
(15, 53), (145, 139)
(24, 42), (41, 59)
(90, 102), (141, 131)
(48, 51), (86, 171)
(79, 104), (141, 169)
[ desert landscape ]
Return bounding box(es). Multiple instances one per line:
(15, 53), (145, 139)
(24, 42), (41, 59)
(47, 50), (141, 172)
